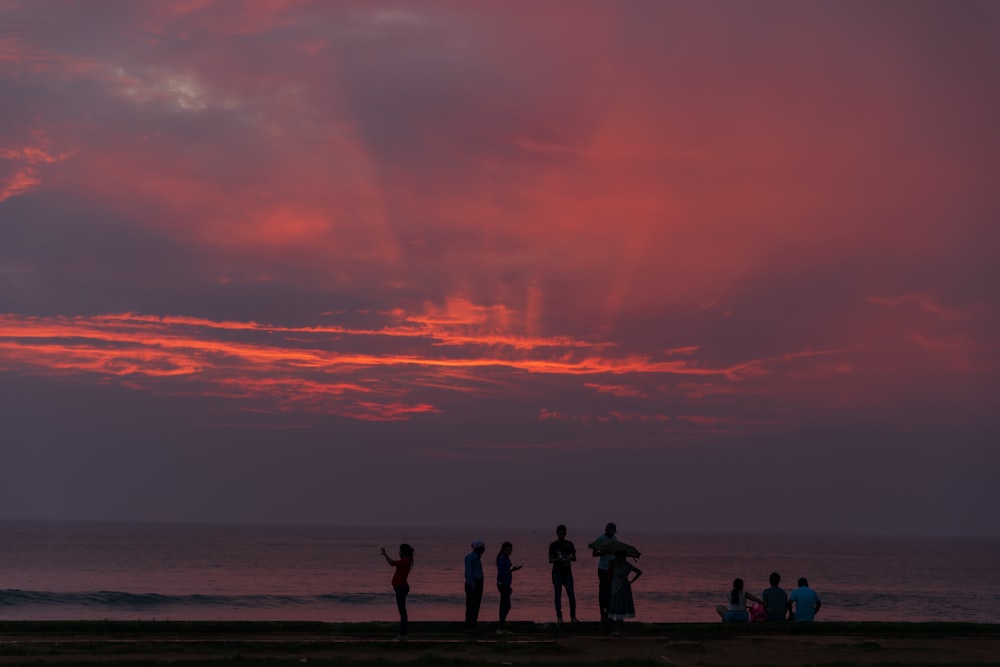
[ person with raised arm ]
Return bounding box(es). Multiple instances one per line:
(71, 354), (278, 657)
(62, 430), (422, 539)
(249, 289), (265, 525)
(380, 543), (414, 641)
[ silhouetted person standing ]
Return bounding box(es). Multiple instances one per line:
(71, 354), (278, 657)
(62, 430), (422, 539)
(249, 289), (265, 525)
(591, 522), (617, 624)
(464, 540), (486, 634)
(549, 524), (578, 624)
(608, 550), (642, 635)
(788, 577), (822, 622)
(380, 544), (414, 641)
(495, 541), (521, 635)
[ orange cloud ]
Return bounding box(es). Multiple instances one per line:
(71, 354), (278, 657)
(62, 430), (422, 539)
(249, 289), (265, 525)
(0, 130), (70, 201)
(0, 306), (848, 423)
(0, 168), (41, 203)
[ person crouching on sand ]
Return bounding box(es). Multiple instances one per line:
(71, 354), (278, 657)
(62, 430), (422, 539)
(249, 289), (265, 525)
(380, 543), (413, 641)
(608, 550), (641, 636)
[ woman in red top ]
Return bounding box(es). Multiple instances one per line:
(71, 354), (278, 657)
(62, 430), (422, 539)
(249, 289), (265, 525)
(380, 543), (414, 640)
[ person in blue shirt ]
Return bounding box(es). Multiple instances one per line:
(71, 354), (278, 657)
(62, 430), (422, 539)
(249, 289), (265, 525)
(788, 577), (822, 622)
(464, 540), (486, 634)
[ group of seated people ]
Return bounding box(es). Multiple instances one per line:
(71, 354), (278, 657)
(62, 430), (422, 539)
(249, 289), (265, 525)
(715, 572), (822, 623)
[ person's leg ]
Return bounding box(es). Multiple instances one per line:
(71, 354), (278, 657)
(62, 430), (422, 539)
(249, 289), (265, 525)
(395, 584), (409, 637)
(597, 569), (603, 623)
(471, 580), (484, 625)
(608, 590), (619, 634)
(552, 573), (563, 621)
(598, 569), (610, 624)
(608, 592), (622, 636)
(465, 583), (475, 630)
(498, 582), (512, 629)
(565, 573), (577, 621)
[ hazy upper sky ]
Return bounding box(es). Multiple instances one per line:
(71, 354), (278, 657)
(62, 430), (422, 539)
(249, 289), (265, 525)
(2, 1), (998, 537)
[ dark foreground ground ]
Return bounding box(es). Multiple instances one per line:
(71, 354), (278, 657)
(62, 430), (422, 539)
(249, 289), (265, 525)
(1, 620), (998, 666)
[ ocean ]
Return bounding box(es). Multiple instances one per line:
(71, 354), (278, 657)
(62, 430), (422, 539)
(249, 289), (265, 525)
(1, 521), (997, 624)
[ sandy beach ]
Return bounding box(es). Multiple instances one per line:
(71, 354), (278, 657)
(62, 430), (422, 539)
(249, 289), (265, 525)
(1, 621), (998, 666)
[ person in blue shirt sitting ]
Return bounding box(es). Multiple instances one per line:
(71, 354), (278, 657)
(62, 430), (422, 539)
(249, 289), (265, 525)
(788, 577), (822, 622)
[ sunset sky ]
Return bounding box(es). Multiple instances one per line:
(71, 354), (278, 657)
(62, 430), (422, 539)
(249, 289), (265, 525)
(2, 1), (998, 538)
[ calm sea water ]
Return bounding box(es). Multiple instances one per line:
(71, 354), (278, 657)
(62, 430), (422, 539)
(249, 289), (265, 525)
(1, 522), (997, 624)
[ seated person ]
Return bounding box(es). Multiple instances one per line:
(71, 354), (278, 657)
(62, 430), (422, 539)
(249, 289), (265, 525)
(762, 571), (788, 621)
(788, 577), (822, 622)
(715, 577), (762, 622)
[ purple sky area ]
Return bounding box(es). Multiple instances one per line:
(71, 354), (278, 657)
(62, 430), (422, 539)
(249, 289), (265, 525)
(1, 1), (998, 537)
